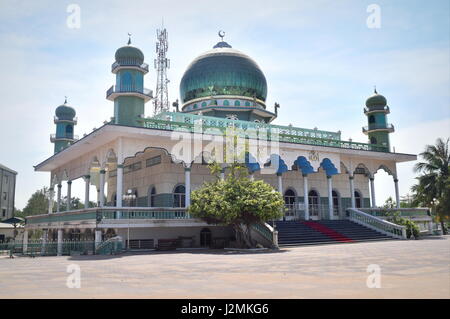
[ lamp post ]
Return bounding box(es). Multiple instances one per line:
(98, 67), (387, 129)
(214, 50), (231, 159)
(122, 189), (136, 250)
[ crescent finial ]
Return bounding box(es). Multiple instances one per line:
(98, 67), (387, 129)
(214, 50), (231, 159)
(218, 30), (225, 41)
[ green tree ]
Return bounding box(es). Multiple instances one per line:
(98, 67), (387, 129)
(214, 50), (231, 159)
(22, 187), (52, 217)
(411, 138), (450, 234)
(188, 162), (284, 248)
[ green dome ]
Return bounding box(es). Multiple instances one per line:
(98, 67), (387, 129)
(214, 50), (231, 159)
(115, 45), (144, 64)
(180, 42), (267, 104)
(366, 91), (387, 107)
(55, 104), (76, 120)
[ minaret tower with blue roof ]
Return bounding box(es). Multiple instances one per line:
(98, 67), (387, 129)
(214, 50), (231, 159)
(106, 35), (152, 127)
(51, 98), (77, 153)
(363, 88), (395, 151)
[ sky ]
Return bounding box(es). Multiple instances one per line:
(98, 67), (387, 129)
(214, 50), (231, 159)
(0, 0), (448, 210)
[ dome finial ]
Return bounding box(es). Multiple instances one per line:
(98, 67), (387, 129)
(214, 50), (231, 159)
(218, 30), (225, 42)
(127, 33), (132, 45)
(64, 96), (67, 104)
(374, 85), (378, 94)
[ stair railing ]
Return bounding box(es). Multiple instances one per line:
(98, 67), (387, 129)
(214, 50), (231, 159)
(95, 236), (124, 255)
(251, 222), (279, 248)
(346, 208), (406, 239)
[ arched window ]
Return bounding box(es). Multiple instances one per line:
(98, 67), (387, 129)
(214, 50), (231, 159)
(369, 115), (375, 123)
(200, 228), (212, 247)
(332, 190), (340, 216)
(234, 100), (241, 106)
(201, 101), (207, 107)
(193, 104), (198, 109)
(223, 100), (230, 106)
(370, 137), (377, 145)
(112, 193), (117, 207)
(354, 191), (362, 208)
(149, 187), (156, 207)
(245, 101), (251, 106)
(173, 184), (185, 208)
(65, 125), (73, 139)
(308, 190), (320, 217)
(120, 71), (134, 91)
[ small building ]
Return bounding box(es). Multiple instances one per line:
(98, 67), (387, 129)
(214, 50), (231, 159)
(0, 164), (17, 221)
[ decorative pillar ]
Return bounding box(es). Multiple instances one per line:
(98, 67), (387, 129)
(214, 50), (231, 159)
(99, 169), (106, 207)
(277, 173), (283, 193)
(66, 180), (72, 211)
(57, 229), (63, 256)
(84, 175), (90, 209)
(23, 230), (28, 254)
(185, 167), (191, 207)
(56, 184), (62, 212)
(95, 229), (102, 250)
(303, 174), (309, 220)
(349, 175), (356, 208)
(370, 176), (376, 208)
(48, 187), (54, 214)
(394, 178), (400, 209)
(327, 175), (333, 220)
(249, 173), (254, 181)
(116, 164), (124, 218)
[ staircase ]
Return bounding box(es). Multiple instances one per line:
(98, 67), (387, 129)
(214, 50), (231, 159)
(273, 220), (394, 246)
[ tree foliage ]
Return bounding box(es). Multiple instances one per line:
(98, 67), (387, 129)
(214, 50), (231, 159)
(22, 187), (50, 217)
(411, 138), (450, 234)
(188, 162), (284, 248)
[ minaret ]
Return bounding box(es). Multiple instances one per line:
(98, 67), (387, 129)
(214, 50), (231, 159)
(51, 98), (77, 153)
(363, 88), (395, 151)
(106, 35), (152, 126)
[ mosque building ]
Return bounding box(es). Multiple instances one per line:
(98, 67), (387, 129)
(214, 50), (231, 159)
(25, 33), (432, 251)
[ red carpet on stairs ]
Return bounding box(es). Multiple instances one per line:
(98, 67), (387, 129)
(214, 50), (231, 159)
(302, 221), (353, 243)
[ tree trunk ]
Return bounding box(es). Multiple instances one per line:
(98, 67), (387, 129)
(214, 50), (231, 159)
(440, 220), (447, 235)
(233, 224), (253, 248)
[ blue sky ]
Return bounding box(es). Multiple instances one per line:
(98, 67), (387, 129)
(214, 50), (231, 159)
(0, 0), (448, 209)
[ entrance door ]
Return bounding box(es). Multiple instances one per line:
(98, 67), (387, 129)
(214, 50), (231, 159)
(308, 190), (320, 220)
(332, 190), (340, 219)
(200, 228), (212, 247)
(284, 189), (297, 220)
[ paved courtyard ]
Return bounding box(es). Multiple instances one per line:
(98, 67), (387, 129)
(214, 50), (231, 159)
(0, 236), (449, 298)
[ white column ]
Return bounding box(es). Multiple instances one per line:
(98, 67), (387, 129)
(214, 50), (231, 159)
(57, 229), (63, 256)
(23, 230), (28, 254)
(394, 178), (400, 209)
(349, 175), (356, 208)
(249, 173), (254, 181)
(327, 175), (333, 220)
(84, 175), (90, 208)
(95, 229), (102, 250)
(99, 169), (106, 207)
(303, 174), (309, 220)
(370, 177), (376, 208)
(277, 173), (283, 193)
(41, 229), (48, 255)
(185, 167), (191, 207)
(56, 184), (62, 212)
(48, 187), (54, 214)
(116, 164), (123, 218)
(66, 181), (72, 211)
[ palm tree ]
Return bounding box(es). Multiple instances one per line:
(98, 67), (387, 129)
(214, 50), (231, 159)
(411, 138), (449, 234)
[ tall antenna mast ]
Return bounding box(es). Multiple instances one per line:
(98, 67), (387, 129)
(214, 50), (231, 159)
(153, 25), (170, 115)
